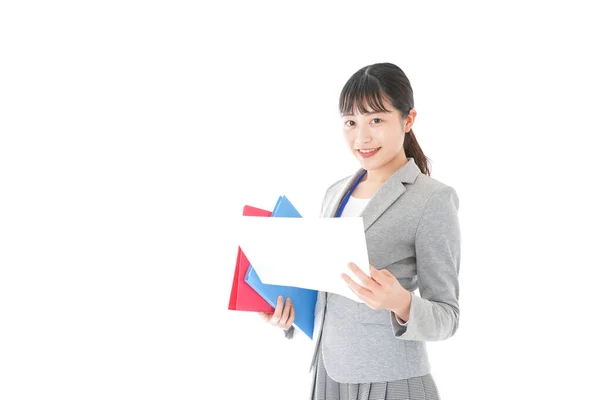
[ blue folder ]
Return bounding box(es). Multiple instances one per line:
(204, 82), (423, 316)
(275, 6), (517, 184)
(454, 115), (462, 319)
(244, 195), (318, 339)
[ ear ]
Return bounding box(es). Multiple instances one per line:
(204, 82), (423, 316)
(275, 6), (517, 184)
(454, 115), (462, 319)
(404, 108), (417, 132)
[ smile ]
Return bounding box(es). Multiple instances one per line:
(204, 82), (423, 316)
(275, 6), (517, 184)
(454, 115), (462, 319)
(357, 147), (381, 158)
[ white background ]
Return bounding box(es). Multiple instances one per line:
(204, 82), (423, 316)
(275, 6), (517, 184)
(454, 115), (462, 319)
(1, 1), (599, 399)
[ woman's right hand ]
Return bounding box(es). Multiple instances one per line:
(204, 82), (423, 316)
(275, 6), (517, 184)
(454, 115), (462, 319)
(258, 296), (295, 329)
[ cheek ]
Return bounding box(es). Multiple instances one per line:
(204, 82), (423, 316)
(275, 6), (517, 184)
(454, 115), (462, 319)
(381, 133), (402, 150)
(343, 131), (354, 145)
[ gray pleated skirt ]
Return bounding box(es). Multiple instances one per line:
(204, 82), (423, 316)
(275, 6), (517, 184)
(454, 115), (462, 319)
(311, 343), (440, 400)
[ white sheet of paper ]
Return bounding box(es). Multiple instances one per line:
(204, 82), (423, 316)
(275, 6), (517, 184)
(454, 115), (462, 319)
(236, 216), (371, 303)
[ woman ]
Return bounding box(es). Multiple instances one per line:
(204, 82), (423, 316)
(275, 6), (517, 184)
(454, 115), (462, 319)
(259, 62), (461, 400)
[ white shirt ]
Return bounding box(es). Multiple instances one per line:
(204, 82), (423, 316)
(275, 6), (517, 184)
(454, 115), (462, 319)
(339, 194), (371, 218)
(341, 195), (409, 326)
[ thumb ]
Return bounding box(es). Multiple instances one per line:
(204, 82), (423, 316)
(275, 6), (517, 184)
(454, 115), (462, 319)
(369, 264), (381, 278)
(370, 265), (393, 282)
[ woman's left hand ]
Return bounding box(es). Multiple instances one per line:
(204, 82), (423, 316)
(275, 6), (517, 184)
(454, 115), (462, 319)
(341, 263), (411, 317)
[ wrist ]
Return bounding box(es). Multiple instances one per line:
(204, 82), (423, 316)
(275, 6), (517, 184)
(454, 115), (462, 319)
(392, 290), (411, 322)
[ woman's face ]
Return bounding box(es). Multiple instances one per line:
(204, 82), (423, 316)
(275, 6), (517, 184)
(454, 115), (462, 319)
(341, 96), (416, 174)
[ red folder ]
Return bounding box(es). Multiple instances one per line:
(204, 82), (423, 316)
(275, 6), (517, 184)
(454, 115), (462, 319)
(228, 205), (275, 313)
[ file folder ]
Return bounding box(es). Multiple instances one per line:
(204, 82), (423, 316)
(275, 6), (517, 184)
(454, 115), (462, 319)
(228, 205), (275, 313)
(244, 195), (318, 339)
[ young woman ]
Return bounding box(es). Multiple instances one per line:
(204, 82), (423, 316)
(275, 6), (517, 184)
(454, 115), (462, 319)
(259, 62), (461, 400)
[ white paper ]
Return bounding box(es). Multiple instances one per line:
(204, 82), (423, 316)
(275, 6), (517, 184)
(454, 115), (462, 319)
(236, 216), (371, 303)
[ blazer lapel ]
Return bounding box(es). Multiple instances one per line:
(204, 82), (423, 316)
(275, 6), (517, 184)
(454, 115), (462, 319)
(361, 157), (422, 231)
(324, 158), (422, 230)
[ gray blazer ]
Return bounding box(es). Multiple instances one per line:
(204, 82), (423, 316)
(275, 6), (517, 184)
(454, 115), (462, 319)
(284, 157), (461, 383)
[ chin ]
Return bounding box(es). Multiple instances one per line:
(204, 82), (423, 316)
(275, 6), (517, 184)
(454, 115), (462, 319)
(356, 160), (381, 170)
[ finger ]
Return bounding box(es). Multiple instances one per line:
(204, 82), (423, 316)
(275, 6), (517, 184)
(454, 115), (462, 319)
(284, 304), (295, 329)
(344, 272), (373, 300)
(259, 311), (273, 323)
(347, 262), (379, 290)
(278, 298), (292, 328)
(369, 265), (392, 285)
(270, 296), (284, 325)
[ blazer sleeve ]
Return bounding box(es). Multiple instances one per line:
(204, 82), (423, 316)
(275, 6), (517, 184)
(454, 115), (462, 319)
(390, 185), (461, 341)
(283, 326), (297, 339)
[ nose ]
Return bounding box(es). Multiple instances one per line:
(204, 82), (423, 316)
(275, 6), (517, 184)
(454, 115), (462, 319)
(355, 124), (372, 145)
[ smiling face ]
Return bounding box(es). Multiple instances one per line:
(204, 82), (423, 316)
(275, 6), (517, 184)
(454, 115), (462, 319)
(341, 95), (416, 180)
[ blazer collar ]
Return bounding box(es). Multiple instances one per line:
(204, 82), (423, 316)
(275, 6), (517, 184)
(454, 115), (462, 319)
(325, 157), (422, 231)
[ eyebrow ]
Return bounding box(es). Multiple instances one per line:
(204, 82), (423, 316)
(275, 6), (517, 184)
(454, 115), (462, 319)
(341, 110), (390, 116)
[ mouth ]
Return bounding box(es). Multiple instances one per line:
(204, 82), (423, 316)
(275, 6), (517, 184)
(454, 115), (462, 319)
(356, 147), (381, 158)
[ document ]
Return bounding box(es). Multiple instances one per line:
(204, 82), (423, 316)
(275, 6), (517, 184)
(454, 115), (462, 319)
(236, 216), (371, 303)
(228, 205), (275, 313)
(243, 195), (317, 339)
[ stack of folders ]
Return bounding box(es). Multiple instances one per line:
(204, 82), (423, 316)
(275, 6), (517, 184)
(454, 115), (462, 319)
(228, 195), (318, 339)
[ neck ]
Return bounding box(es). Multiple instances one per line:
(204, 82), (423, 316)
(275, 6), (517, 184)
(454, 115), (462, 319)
(364, 155), (409, 184)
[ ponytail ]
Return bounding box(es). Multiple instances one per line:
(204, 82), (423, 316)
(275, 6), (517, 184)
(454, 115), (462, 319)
(404, 128), (431, 176)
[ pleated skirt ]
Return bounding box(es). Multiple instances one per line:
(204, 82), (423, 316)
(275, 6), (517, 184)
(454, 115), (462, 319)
(311, 343), (440, 400)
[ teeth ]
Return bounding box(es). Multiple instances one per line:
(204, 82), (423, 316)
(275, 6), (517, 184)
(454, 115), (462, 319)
(359, 148), (379, 153)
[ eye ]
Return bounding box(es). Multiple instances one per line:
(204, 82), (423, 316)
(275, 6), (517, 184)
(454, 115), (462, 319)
(372, 118), (382, 124)
(344, 120), (355, 127)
